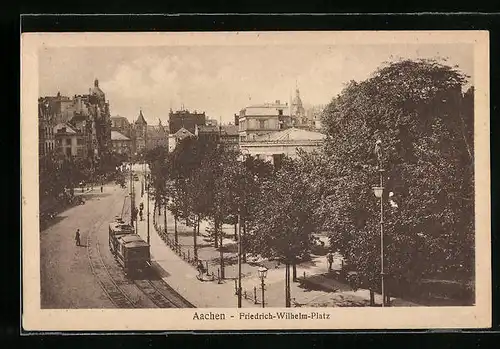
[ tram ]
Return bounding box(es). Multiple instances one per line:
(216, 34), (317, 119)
(108, 217), (135, 254)
(116, 234), (151, 275)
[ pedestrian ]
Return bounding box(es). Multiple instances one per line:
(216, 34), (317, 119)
(197, 260), (205, 278)
(327, 252), (334, 272)
(100, 185), (103, 193)
(75, 229), (81, 246)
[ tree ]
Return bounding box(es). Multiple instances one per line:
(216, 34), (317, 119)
(318, 58), (474, 304)
(246, 157), (318, 307)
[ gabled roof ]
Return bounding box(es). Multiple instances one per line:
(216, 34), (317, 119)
(173, 127), (194, 139)
(255, 127), (326, 142)
(54, 123), (78, 135)
(111, 131), (131, 141)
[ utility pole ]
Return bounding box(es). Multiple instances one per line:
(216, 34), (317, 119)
(130, 156), (134, 227)
(164, 199), (167, 234)
(147, 171), (150, 245)
(379, 167), (385, 307)
(237, 212), (242, 308)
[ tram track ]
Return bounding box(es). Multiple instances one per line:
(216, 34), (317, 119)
(86, 196), (138, 308)
(133, 279), (176, 308)
(84, 186), (195, 308)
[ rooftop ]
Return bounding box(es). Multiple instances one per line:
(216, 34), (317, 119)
(254, 127), (326, 142)
(54, 123), (78, 135)
(196, 125), (219, 133)
(246, 102), (288, 109)
(111, 131), (131, 141)
(111, 115), (129, 121)
(221, 125), (239, 136)
(173, 127), (194, 139)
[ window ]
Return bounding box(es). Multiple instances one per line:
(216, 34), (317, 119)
(77, 138), (84, 145)
(259, 120), (265, 129)
(66, 138), (72, 145)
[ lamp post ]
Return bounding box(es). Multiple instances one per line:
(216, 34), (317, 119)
(258, 266), (268, 308)
(147, 173), (150, 246)
(141, 160), (145, 197)
(237, 212), (242, 308)
(129, 154), (134, 227)
(372, 139), (385, 307)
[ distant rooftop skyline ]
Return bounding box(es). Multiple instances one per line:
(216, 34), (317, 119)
(39, 43), (473, 126)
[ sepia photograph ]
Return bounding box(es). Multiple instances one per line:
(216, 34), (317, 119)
(21, 31), (490, 330)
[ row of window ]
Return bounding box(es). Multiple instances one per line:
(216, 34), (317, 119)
(240, 119), (281, 131)
(40, 142), (55, 156)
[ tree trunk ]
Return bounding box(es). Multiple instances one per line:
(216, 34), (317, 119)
(242, 217), (247, 263)
(193, 216), (198, 261)
(218, 218), (225, 279)
(284, 264), (288, 307)
(292, 261), (297, 282)
(197, 215), (201, 236)
(285, 262), (292, 308)
(174, 215), (178, 244)
(369, 289), (375, 307)
(214, 220), (219, 248)
(234, 221), (238, 241)
(164, 204), (167, 234)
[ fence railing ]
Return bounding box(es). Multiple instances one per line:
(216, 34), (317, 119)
(153, 220), (220, 281)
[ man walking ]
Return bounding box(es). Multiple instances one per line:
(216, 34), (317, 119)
(327, 252), (334, 272)
(75, 229), (81, 246)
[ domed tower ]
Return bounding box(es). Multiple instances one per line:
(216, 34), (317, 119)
(87, 78), (111, 164)
(90, 79), (106, 106)
(290, 88), (306, 125)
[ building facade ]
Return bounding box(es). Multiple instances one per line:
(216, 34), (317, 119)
(220, 125), (239, 151)
(133, 110), (148, 154)
(146, 119), (169, 150)
(110, 116), (132, 138)
(38, 97), (57, 157)
(53, 123), (86, 158)
(39, 78), (112, 165)
(194, 124), (220, 143)
(168, 109), (206, 135)
(168, 127), (194, 152)
(238, 100), (292, 142)
(239, 127), (326, 166)
(111, 131), (132, 156)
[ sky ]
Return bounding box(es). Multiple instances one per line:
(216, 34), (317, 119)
(39, 44), (474, 125)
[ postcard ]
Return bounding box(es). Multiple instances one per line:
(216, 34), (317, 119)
(21, 30), (490, 331)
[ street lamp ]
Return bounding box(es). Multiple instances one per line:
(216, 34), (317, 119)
(237, 212), (242, 308)
(258, 266), (268, 308)
(372, 139), (386, 307)
(147, 173), (150, 246)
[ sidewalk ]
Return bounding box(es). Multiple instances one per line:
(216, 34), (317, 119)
(131, 187), (259, 308)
